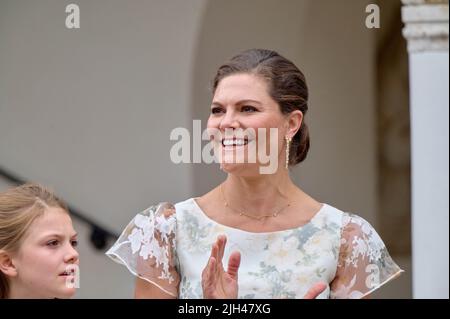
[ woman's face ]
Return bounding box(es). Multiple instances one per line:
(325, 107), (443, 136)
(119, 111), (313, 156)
(207, 73), (294, 175)
(11, 207), (79, 298)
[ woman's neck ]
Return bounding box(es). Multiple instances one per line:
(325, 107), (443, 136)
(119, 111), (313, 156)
(222, 169), (298, 218)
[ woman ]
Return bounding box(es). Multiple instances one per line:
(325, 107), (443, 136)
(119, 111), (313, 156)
(0, 183), (79, 299)
(106, 49), (403, 299)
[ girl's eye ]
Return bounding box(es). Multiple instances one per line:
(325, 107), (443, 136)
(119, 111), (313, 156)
(71, 240), (78, 247)
(211, 107), (224, 114)
(47, 240), (59, 247)
(242, 106), (257, 112)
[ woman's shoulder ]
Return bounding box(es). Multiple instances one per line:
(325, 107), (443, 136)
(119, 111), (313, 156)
(174, 197), (196, 210)
(315, 202), (345, 225)
(336, 208), (377, 234)
(129, 197), (203, 227)
(318, 203), (378, 233)
(135, 201), (177, 220)
(137, 198), (196, 216)
(319, 203), (371, 223)
(323, 205), (383, 243)
(173, 191), (218, 218)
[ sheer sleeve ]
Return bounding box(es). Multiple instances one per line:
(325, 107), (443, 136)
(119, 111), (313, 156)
(330, 213), (404, 299)
(105, 202), (180, 297)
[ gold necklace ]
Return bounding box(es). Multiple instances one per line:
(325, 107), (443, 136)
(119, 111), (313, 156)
(220, 184), (291, 221)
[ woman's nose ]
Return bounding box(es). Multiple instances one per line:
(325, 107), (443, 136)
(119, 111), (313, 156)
(219, 111), (240, 130)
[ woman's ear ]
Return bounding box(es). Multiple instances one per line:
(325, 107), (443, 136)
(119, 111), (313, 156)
(285, 110), (303, 138)
(0, 250), (18, 277)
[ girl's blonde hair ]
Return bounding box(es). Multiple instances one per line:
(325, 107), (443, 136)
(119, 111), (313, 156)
(0, 183), (68, 298)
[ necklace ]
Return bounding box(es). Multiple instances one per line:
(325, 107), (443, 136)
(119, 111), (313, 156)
(220, 184), (291, 221)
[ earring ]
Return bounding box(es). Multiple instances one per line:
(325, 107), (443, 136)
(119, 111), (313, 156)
(285, 136), (292, 169)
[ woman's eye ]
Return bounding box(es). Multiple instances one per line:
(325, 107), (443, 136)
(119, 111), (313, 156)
(242, 106), (257, 112)
(211, 107), (224, 114)
(71, 240), (78, 247)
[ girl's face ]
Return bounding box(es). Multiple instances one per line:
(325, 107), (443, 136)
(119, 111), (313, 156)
(11, 207), (79, 298)
(207, 73), (296, 175)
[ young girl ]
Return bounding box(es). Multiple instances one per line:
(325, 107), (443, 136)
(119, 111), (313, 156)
(0, 183), (79, 299)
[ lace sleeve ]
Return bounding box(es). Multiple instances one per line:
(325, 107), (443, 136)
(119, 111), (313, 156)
(105, 202), (180, 297)
(330, 213), (404, 299)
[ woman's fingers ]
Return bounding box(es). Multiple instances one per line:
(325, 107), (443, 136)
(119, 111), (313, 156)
(205, 240), (219, 279)
(202, 256), (216, 298)
(203, 239), (239, 299)
(303, 282), (327, 299)
(210, 240), (218, 259)
(207, 235), (229, 283)
(206, 257), (216, 284)
(218, 235), (227, 263)
(209, 256), (216, 280)
(210, 241), (219, 274)
(227, 251), (241, 280)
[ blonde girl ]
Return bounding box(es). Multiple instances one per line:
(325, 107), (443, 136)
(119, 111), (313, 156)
(0, 183), (79, 299)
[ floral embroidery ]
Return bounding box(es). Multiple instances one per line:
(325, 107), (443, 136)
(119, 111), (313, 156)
(129, 228), (143, 255)
(106, 203), (179, 289)
(107, 199), (403, 299)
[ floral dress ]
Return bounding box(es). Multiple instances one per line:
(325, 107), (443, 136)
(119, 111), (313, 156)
(106, 198), (403, 298)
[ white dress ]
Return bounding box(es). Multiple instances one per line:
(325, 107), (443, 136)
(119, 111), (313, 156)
(106, 198), (403, 299)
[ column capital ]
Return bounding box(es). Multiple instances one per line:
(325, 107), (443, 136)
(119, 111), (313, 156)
(401, 0), (449, 52)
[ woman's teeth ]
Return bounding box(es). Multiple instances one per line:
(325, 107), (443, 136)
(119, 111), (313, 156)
(222, 139), (248, 147)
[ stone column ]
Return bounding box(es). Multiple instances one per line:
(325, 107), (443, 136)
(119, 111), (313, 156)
(402, 0), (449, 298)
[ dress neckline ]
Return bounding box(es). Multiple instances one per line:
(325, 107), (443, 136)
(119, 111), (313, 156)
(188, 197), (328, 236)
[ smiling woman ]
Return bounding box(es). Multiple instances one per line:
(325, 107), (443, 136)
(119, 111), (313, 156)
(0, 183), (79, 299)
(106, 49), (403, 299)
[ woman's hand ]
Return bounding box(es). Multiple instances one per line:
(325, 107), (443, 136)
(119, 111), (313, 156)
(201, 235), (326, 299)
(202, 235), (241, 299)
(303, 282), (327, 299)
